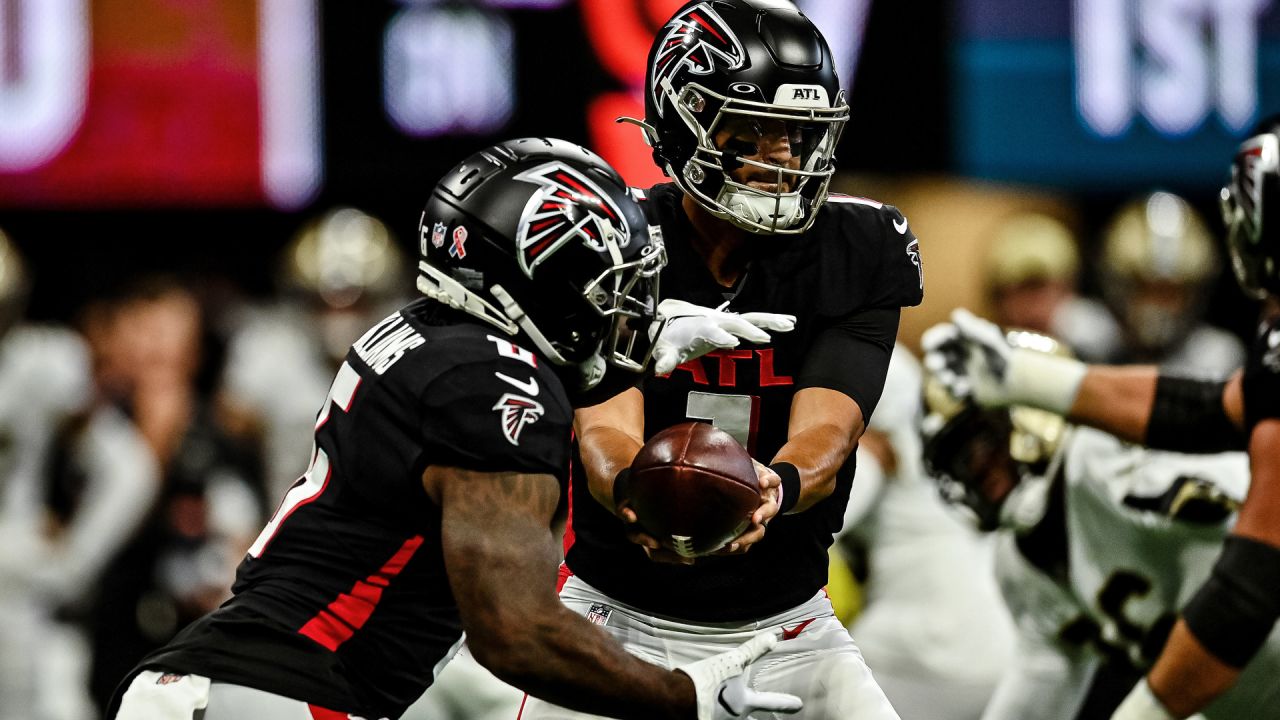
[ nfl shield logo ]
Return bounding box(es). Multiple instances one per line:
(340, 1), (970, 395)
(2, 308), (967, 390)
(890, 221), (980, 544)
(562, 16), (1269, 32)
(586, 603), (612, 626)
(431, 222), (447, 249)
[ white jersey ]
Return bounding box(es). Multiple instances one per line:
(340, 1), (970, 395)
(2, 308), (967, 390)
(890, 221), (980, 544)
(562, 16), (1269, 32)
(842, 347), (1015, 720)
(984, 428), (1280, 720)
(0, 325), (91, 536)
(1159, 324), (1246, 377)
(0, 325), (158, 720)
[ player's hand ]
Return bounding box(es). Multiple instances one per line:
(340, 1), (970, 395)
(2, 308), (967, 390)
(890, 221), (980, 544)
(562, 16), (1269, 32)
(921, 308), (1014, 407)
(615, 501), (696, 565)
(651, 299), (796, 376)
(714, 460), (780, 555)
(675, 631), (802, 720)
(923, 308), (1088, 415)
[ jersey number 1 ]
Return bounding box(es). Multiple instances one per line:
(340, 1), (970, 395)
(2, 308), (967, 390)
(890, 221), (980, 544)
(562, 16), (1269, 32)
(248, 362), (362, 558)
(686, 391), (760, 454)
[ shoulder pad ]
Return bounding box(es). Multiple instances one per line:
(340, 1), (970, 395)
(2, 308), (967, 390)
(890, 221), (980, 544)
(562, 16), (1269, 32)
(793, 199), (924, 316)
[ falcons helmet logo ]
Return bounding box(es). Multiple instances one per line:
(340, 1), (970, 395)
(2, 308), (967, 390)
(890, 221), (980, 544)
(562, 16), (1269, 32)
(513, 162), (630, 279)
(492, 393), (545, 445)
(650, 3), (745, 117)
(1234, 134), (1278, 242)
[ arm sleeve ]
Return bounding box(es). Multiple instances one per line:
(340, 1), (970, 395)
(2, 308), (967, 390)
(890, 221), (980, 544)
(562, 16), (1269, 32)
(1243, 317), (1280, 433)
(865, 205), (925, 310)
(796, 307), (900, 422)
(419, 360), (573, 477)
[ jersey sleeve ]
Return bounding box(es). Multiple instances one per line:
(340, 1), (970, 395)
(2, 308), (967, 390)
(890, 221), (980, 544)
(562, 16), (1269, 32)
(808, 201), (924, 317)
(865, 204), (925, 310)
(418, 358), (573, 477)
(1243, 317), (1280, 432)
(795, 307), (900, 421)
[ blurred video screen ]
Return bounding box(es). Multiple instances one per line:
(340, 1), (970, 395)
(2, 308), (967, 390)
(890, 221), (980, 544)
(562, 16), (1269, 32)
(0, 0), (873, 210)
(954, 0), (1280, 189)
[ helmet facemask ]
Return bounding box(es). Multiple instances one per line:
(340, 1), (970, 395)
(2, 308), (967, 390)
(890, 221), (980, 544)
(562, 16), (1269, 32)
(417, 143), (669, 397)
(662, 79), (848, 234)
(1221, 131), (1280, 300)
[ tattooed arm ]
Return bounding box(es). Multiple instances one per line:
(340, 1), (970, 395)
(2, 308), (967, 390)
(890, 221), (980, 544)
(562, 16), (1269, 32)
(423, 465), (695, 720)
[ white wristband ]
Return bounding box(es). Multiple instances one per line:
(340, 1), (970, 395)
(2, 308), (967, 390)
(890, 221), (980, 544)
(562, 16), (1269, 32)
(1112, 678), (1178, 720)
(1005, 349), (1088, 416)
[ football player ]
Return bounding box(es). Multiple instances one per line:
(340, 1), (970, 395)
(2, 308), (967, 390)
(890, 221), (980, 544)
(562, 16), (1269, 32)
(0, 231), (159, 720)
(521, 3), (924, 719)
(923, 117), (1280, 720)
(109, 138), (803, 720)
(923, 331), (1280, 719)
(221, 207), (410, 501)
(1095, 191), (1243, 375)
(840, 346), (1016, 720)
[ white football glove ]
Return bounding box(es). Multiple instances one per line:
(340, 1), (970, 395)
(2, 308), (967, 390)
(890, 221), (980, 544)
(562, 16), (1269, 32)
(675, 632), (802, 720)
(651, 299), (796, 377)
(921, 308), (1086, 415)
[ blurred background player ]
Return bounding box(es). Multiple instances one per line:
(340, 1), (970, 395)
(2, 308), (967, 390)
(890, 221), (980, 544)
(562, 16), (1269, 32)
(220, 207), (410, 500)
(82, 277), (264, 714)
(0, 231), (159, 720)
(983, 212), (1118, 363)
(523, 3), (920, 718)
(920, 117), (1280, 720)
(1095, 191), (1243, 375)
(921, 331), (1280, 719)
(838, 345), (1016, 720)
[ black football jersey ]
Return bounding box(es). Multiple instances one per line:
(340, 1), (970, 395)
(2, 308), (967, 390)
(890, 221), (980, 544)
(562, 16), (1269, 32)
(1243, 314), (1280, 433)
(565, 183), (924, 621)
(130, 300), (573, 719)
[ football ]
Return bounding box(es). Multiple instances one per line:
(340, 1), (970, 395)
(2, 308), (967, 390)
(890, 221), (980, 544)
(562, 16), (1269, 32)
(625, 421), (761, 558)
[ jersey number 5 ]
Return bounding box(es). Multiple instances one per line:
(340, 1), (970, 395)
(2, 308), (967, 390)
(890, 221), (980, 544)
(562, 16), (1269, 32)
(248, 362), (362, 558)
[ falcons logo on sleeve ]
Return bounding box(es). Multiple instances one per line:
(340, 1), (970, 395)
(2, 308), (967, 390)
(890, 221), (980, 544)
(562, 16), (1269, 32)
(650, 3), (745, 117)
(513, 162), (630, 278)
(493, 393), (545, 445)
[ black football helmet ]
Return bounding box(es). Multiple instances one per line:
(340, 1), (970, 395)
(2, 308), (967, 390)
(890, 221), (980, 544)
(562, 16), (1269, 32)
(1221, 115), (1280, 300)
(631, 0), (849, 234)
(418, 138), (666, 394)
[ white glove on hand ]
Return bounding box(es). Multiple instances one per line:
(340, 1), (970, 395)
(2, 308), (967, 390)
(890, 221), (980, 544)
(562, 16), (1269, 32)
(921, 308), (1086, 415)
(1111, 678), (1179, 720)
(651, 299), (796, 377)
(675, 631), (802, 720)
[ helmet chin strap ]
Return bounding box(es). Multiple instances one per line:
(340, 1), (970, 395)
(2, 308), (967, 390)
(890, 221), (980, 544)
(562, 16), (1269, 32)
(1000, 427), (1073, 533)
(490, 284), (606, 391)
(417, 262), (518, 335)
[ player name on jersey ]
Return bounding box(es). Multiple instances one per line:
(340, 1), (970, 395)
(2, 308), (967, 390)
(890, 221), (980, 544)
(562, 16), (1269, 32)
(353, 313), (426, 375)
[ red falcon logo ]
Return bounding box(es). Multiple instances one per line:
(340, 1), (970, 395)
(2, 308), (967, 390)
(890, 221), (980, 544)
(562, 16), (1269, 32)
(513, 161), (630, 278)
(1233, 134), (1278, 242)
(493, 393), (545, 446)
(650, 3), (745, 117)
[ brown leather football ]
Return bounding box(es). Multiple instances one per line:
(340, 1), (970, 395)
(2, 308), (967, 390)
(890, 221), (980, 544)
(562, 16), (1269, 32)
(626, 421), (761, 557)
